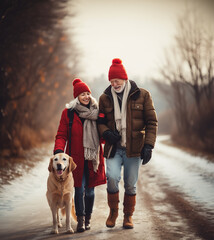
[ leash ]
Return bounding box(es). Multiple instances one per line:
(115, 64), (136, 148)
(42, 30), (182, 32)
(67, 108), (74, 156)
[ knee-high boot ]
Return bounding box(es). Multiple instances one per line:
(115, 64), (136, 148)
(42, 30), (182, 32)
(85, 195), (94, 230)
(106, 192), (119, 228)
(77, 216), (85, 232)
(123, 194), (136, 229)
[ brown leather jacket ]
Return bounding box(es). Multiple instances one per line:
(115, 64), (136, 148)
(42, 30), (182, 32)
(98, 80), (158, 158)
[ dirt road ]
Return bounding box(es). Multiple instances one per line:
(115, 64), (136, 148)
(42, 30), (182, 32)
(0, 136), (213, 240)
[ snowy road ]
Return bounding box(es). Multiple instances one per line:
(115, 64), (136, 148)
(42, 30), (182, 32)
(0, 135), (213, 240)
(153, 135), (214, 214)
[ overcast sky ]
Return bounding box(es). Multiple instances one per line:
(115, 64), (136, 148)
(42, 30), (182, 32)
(68, 0), (188, 82)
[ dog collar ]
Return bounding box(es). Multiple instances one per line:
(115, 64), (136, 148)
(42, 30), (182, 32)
(53, 172), (69, 183)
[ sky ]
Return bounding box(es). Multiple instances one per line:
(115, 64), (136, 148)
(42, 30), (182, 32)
(67, 0), (187, 82)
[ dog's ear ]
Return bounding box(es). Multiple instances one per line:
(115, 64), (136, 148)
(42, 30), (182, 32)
(69, 157), (77, 172)
(48, 157), (54, 172)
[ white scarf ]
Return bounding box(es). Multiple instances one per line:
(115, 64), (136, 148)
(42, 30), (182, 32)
(111, 80), (131, 147)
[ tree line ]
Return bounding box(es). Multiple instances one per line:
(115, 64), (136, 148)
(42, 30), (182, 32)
(155, 3), (214, 153)
(0, 0), (78, 156)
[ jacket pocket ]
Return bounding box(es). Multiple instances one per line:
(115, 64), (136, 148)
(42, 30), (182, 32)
(131, 103), (144, 120)
(131, 103), (143, 110)
(131, 131), (144, 154)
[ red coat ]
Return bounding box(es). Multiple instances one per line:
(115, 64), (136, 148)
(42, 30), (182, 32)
(54, 108), (106, 188)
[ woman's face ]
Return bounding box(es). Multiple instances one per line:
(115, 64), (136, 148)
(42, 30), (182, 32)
(78, 92), (91, 106)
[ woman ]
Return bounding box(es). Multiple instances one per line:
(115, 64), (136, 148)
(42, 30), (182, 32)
(54, 78), (106, 232)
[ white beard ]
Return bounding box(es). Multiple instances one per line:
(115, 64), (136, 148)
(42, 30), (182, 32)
(113, 81), (126, 93)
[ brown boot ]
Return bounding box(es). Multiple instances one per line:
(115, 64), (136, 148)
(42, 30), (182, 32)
(77, 216), (85, 232)
(85, 215), (91, 230)
(123, 194), (136, 229)
(106, 192), (119, 228)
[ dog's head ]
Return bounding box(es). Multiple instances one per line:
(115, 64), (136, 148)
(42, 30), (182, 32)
(48, 153), (76, 177)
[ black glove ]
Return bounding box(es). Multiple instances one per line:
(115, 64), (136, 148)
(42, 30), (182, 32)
(102, 130), (121, 145)
(141, 144), (153, 165)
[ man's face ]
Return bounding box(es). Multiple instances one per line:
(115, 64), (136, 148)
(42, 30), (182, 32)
(110, 78), (126, 93)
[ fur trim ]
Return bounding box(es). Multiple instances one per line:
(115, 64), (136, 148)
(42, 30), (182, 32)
(65, 97), (79, 109)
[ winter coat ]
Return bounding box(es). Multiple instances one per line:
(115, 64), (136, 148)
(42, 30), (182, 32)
(98, 80), (158, 158)
(54, 108), (106, 188)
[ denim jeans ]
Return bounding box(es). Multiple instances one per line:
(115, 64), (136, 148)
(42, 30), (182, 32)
(106, 149), (141, 195)
(75, 161), (95, 216)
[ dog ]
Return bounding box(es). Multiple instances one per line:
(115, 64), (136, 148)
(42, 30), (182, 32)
(46, 153), (77, 234)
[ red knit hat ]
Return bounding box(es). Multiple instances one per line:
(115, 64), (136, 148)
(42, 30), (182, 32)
(72, 78), (91, 98)
(108, 58), (128, 81)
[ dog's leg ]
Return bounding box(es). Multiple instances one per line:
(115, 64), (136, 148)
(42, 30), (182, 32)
(51, 206), (59, 234)
(57, 209), (62, 228)
(65, 202), (74, 234)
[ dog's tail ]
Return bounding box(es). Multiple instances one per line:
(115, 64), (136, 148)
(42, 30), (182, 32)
(61, 207), (66, 216)
(61, 197), (77, 222)
(71, 198), (77, 222)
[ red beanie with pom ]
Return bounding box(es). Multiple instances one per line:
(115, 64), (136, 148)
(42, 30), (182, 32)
(72, 78), (91, 98)
(108, 58), (128, 81)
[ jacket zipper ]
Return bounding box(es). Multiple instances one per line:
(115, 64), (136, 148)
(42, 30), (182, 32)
(104, 87), (139, 158)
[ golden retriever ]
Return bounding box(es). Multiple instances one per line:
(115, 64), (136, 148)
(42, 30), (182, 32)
(46, 153), (77, 234)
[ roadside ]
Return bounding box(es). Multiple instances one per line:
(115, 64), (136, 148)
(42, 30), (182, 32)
(0, 142), (53, 185)
(141, 166), (214, 240)
(161, 137), (214, 164)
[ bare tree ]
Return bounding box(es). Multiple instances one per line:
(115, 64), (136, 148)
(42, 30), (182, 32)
(174, 5), (214, 115)
(156, 2), (214, 151)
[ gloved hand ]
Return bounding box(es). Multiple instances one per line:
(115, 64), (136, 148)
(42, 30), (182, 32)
(141, 144), (153, 165)
(102, 130), (121, 145)
(54, 149), (64, 155)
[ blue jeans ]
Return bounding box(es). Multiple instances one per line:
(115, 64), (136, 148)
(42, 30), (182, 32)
(75, 161), (95, 216)
(106, 149), (141, 195)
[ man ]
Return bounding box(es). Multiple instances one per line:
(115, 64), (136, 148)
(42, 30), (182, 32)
(97, 58), (158, 229)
